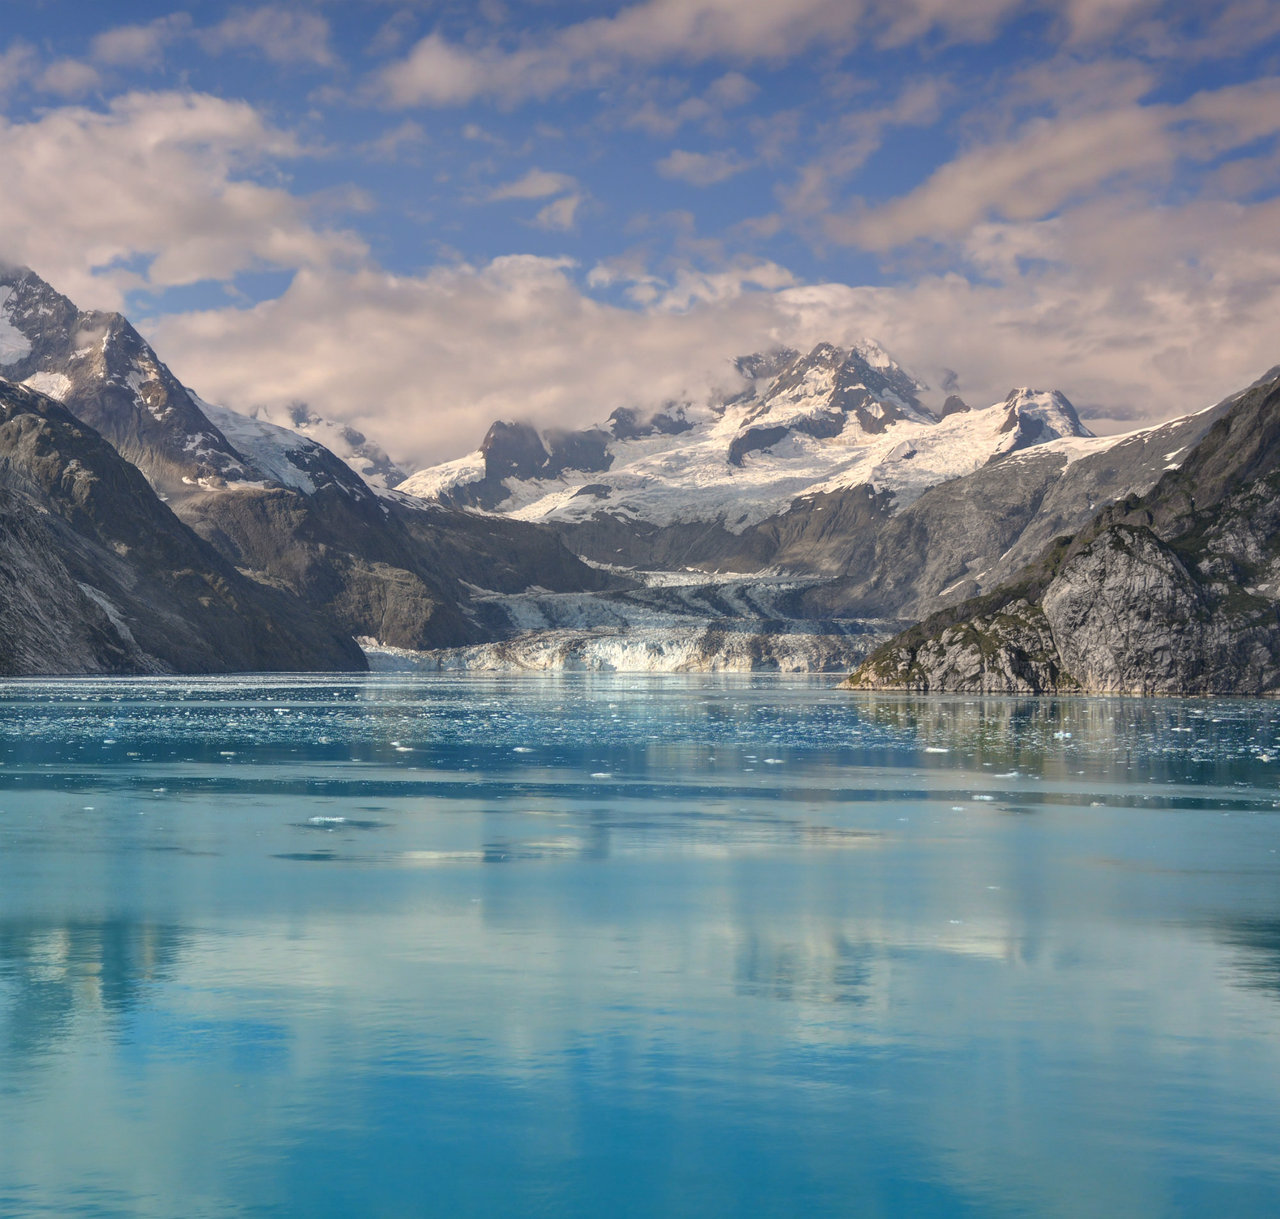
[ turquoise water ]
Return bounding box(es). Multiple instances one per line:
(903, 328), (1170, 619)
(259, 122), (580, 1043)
(1, 675), (1279, 1217)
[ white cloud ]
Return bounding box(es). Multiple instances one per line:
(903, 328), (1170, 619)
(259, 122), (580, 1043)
(774, 80), (946, 225)
(0, 41), (38, 98)
(202, 6), (334, 66)
(624, 71), (760, 137)
(361, 119), (429, 163)
(373, 0), (1197, 109)
(534, 194), (583, 231)
(0, 92), (363, 308)
(38, 59), (102, 98)
(143, 211), (1280, 473)
(656, 149), (751, 186)
(146, 258), (806, 466)
(377, 0), (899, 107)
(837, 77), (1280, 250)
(90, 15), (193, 69)
(489, 169), (579, 201)
(379, 32), (494, 105)
(706, 71), (759, 108)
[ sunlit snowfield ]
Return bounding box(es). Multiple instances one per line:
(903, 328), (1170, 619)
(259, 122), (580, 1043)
(1, 675), (1279, 1217)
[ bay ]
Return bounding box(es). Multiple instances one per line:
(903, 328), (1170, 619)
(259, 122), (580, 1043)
(0, 674), (1278, 1217)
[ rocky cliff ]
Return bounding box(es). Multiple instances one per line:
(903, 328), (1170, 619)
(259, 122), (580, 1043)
(0, 379), (364, 674)
(847, 369), (1280, 695)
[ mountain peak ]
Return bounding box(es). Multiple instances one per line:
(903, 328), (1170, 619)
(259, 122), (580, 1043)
(993, 388), (1092, 460)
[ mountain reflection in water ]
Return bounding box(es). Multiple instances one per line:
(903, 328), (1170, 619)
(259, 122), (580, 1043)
(0, 675), (1278, 1218)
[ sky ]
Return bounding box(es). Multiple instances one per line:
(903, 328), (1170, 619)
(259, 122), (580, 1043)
(2, 0), (1279, 468)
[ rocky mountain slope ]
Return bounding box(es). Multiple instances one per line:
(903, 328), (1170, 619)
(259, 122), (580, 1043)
(0, 378), (362, 674)
(847, 368), (1280, 695)
(1, 266), (611, 656)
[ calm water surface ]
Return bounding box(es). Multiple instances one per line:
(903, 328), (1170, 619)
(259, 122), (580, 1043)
(1, 674), (1278, 1217)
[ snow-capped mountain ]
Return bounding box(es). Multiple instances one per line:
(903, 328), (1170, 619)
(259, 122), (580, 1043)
(249, 402), (409, 491)
(398, 341), (1094, 532)
(0, 266), (398, 501)
(1, 267), (249, 490)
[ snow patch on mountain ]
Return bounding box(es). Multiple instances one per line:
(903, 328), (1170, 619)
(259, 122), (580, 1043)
(252, 402), (408, 490)
(400, 450), (487, 500)
(21, 371), (71, 401)
(0, 288), (33, 366)
(196, 398), (320, 495)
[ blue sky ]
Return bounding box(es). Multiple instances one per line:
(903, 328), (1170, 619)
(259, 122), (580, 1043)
(3, 0), (1279, 464)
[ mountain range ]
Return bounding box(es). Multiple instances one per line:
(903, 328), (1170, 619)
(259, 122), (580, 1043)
(1, 264), (1273, 685)
(393, 339), (1231, 671)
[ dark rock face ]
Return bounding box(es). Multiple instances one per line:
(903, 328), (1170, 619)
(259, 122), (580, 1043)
(727, 424), (791, 468)
(0, 483), (152, 675)
(543, 427), (612, 478)
(940, 394), (970, 418)
(846, 598), (1072, 695)
(480, 420), (613, 483)
(849, 371), (1280, 695)
(482, 421), (550, 482)
(727, 410), (847, 467)
(0, 380), (364, 674)
(608, 405), (694, 440)
(440, 420), (616, 510)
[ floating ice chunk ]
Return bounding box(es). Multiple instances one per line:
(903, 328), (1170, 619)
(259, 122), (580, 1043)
(513, 746), (534, 753)
(924, 746), (949, 753)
